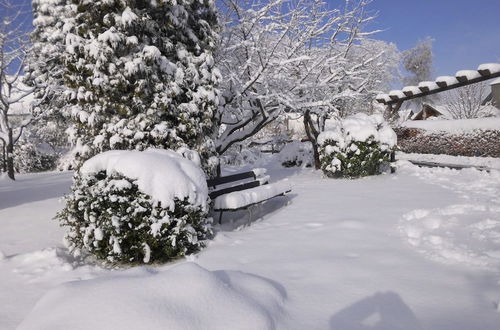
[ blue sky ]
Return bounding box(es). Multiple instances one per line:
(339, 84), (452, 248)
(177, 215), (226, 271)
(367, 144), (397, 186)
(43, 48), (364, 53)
(363, 0), (500, 78)
(4, 0), (499, 80)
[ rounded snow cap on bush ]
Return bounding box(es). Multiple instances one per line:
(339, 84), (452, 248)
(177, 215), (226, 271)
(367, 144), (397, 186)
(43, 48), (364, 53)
(57, 149), (212, 264)
(80, 149), (209, 211)
(318, 113), (396, 178)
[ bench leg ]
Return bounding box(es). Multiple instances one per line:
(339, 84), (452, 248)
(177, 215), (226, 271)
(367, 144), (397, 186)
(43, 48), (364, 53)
(218, 211), (223, 224)
(247, 207), (253, 224)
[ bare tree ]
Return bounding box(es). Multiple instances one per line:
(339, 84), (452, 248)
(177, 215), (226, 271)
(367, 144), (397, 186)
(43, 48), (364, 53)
(216, 0), (388, 169)
(443, 82), (489, 119)
(401, 37), (435, 110)
(0, 0), (37, 180)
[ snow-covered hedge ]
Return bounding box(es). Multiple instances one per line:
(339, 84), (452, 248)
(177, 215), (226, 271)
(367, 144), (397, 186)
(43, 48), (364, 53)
(56, 149), (212, 264)
(395, 126), (500, 157)
(318, 114), (396, 178)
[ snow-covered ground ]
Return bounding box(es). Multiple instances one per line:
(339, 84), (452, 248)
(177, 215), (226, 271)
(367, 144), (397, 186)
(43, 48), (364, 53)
(397, 152), (500, 170)
(1, 162), (500, 329)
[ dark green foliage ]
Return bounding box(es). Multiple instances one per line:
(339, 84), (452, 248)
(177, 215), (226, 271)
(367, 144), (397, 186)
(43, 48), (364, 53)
(57, 172), (212, 264)
(11, 141), (58, 173)
(319, 137), (392, 178)
(63, 0), (221, 174)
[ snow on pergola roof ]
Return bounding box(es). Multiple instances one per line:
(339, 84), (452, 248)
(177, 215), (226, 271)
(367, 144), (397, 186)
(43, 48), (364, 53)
(376, 63), (500, 105)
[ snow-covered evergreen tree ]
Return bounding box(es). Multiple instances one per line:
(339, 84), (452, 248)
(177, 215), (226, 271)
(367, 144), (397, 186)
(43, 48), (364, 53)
(23, 0), (74, 167)
(63, 0), (221, 173)
(25, 0), (73, 119)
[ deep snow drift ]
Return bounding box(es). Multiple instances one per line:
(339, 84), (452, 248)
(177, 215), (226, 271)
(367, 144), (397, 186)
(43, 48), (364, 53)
(18, 263), (285, 330)
(1, 160), (500, 329)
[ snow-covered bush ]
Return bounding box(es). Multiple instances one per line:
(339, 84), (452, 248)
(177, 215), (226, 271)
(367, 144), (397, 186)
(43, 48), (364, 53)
(56, 149), (212, 264)
(13, 141), (58, 173)
(278, 141), (313, 167)
(318, 114), (396, 178)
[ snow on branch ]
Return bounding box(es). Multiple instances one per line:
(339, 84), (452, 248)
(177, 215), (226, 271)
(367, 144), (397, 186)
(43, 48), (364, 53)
(216, 0), (395, 155)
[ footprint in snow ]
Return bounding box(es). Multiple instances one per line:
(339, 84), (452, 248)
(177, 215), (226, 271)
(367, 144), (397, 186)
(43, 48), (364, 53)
(304, 223), (323, 228)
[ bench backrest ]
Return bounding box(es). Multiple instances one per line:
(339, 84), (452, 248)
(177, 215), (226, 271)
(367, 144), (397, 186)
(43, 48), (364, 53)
(207, 171), (256, 188)
(207, 170), (267, 200)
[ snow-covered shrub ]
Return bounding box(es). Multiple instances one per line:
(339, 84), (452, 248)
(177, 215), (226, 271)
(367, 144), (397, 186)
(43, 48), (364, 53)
(56, 149), (212, 264)
(278, 141), (313, 167)
(12, 140), (58, 173)
(318, 114), (396, 178)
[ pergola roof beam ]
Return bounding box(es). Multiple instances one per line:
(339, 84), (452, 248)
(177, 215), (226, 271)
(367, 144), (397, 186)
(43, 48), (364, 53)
(376, 63), (500, 105)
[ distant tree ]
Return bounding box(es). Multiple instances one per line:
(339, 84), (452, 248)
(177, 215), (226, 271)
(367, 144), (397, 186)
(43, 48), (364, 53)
(334, 39), (401, 118)
(403, 37), (433, 84)
(0, 0), (38, 180)
(24, 0), (74, 161)
(402, 37), (434, 109)
(443, 82), (489, 119)
(216, 0), (394, 169)
(61, 0), (220, 173)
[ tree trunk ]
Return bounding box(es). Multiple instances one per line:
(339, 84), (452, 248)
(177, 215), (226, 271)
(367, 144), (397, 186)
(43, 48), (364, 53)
(6, 128), (14, 180)
(303, 110), (321, 169)
(1, 140), (6, 173)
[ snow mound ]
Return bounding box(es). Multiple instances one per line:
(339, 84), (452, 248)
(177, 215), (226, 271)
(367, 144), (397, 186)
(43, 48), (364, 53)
(80, 149), (208, 211)
(214, 180), (292, 210)
(18, 262), (286, 330)
(400, 204), (500, 269)
(4, 247), (101, 284)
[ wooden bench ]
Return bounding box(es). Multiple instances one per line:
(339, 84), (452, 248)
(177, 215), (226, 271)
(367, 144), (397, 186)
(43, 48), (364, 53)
(207, 168), (292, 224)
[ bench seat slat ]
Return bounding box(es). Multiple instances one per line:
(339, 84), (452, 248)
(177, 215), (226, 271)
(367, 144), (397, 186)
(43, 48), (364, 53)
(208, 180), (261, 200)
(213, 180), (291, 211)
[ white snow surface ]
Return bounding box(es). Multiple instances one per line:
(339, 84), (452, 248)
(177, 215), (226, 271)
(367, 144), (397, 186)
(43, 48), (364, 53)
(397, 162), (500, 270)
(401, 117), (500, 133)
(435, 75), (459, 86)
(18, 262), (285, 330)
(388, 90), (405, 98)
(375, 93), (391, 103)
(2, 160), (500, 329)
(213, 180), (291, 210)
(80, 149), (208, 211)
(478, 63), (500, 74)
(397, 152), (500, 170)
(402, 85), (421, 95)
(417, 81), (439, 91)
(455, 69), (481, 80)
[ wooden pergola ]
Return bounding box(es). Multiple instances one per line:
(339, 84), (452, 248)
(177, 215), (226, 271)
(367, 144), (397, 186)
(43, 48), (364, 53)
(376, 63), (500, 118)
